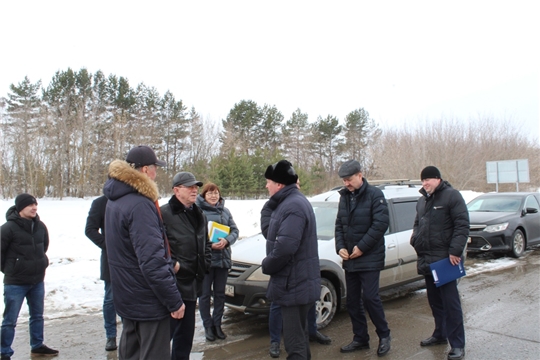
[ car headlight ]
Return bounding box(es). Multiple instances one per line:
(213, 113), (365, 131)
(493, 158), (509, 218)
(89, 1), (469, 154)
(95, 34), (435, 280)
(246, 266), (270, 281)
(484, 222), (509, 233)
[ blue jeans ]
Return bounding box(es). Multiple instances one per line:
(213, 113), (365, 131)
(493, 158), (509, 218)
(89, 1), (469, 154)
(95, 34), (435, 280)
(269, 302), (318, 343)
(1, 282), (45, 357)
(103, 281), (117, 338)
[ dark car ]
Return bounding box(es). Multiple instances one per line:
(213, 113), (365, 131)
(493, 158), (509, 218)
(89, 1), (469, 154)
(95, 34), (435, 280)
(467, 192), (540, 257)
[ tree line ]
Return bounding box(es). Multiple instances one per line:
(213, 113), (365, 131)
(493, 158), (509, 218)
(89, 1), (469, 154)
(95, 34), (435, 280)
(1, 67), (538, 199)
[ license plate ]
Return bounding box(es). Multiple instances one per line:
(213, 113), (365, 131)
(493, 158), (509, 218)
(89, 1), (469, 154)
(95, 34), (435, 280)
(467, 237), (472, 243)
(225, 284), (234, 297)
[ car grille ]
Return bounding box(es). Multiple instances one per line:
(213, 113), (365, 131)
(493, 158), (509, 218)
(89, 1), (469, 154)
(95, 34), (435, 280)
(469, 224), (487, 232)
(229, 262), (252, 278)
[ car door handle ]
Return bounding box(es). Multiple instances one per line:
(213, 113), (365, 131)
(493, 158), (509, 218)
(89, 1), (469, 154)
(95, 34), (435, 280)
(387, 244), (396, 249)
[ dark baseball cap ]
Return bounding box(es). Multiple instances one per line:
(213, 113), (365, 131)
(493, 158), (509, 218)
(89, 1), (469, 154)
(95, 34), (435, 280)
(172, 172), (203, 188)
(126, 145), (166, 168)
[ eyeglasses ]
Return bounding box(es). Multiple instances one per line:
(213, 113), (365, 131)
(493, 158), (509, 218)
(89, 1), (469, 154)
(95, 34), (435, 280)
(175, 185), (199, 190)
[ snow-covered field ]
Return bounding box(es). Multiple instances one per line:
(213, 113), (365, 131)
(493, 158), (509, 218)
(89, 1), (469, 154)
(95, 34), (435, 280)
(1, 189), (508, 321)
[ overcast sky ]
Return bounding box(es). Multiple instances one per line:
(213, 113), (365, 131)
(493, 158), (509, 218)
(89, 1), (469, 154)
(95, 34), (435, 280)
(1, 1), (538, 143)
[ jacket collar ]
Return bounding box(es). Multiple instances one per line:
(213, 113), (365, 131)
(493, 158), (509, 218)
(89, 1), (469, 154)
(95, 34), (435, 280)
(107, 159), (159, 201)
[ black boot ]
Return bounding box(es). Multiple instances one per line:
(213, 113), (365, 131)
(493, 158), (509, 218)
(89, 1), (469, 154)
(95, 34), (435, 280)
(205, 327), (216, 341)
(213, 325), (227, 339)
(105, 337), (117, 351)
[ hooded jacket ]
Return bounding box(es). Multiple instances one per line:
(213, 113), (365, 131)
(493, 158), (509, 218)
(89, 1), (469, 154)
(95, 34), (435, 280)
(161, 195), (212, 301)
(84, 195), (110, 282)
(1, 207), (49, 285)
(410, 180), (469, 276)
(103, 159), (182, 321)
(261, 184), (320, 307)
(195, 194), (239, 269)
(335, 179), (390, 272)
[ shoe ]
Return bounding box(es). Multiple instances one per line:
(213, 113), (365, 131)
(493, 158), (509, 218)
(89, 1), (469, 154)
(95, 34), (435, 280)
(340, 340), (370, 353)
(420, 336), (448, 346)
(448, 348), (465, 360)
(1, 355), (11, 360)
(213, 325), (227, 340)
(310, 331), (331, 345)
(205, 326), (216, 341)
(105, 337), (117, 351)
(31, 344), (59, 356)
(269, 341), (280, 358)
(377, 336), (391, 356)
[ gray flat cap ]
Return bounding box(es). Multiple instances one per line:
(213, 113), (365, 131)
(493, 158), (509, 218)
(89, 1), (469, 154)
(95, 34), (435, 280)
(338, 160), (362, 178)
(172, 172), (203, 188)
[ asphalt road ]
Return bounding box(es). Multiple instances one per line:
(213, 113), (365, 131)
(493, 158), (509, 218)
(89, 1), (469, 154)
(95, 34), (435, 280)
(10, 248), (540, 360)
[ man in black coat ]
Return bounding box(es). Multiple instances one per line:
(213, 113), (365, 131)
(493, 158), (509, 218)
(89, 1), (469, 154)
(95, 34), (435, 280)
(103, 146), (184, 360)
(1, 194), (59, 358)
(160, 172), (212, 360)
(334, 160), (391, 356)
(85, 195), (117, 351)
(410, 166), (469, 360)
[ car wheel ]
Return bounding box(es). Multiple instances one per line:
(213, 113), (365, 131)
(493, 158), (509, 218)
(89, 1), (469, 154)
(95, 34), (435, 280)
(315, 278), (337, 329)
(509, 229), (525, 258)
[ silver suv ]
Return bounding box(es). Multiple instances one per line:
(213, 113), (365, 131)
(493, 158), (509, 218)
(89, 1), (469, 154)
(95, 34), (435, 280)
(224, 182), (423, 328)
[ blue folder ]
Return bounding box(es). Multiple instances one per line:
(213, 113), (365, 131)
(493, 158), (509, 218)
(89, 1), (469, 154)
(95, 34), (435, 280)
(429, 257), (466, 287)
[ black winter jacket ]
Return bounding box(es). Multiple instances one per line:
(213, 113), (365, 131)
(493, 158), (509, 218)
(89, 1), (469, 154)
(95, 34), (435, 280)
(335, 179), (390, 272)
(84, 195), (111, 282)
(1, 207), (49, 285)
(195, 194), (239, 269)
(103, 160), (182, 321)
(410, 180), (469, 276)
(161, 195), (212, 301)
(261, 184), (320, 307)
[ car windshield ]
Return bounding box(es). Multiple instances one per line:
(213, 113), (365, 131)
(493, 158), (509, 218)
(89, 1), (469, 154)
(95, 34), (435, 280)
(311, 202), (338, 240)
(467, 196), (522, 212)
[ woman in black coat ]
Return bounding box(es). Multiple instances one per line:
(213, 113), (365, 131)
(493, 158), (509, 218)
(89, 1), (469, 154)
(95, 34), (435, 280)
(195, 183), (239, 341)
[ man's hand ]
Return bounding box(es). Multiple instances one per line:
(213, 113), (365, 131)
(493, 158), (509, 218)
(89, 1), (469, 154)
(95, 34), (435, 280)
(174, 261), (180, 273)
(349, 246), (363, 259)
(449, 254), (461, 266)
(171, 303), (185, 319)
(339, 248), (350, 260)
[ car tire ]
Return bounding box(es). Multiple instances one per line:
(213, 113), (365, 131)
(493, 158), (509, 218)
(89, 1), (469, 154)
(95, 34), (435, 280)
(509, 229), (526, 258)
(315, 278), (337, 329)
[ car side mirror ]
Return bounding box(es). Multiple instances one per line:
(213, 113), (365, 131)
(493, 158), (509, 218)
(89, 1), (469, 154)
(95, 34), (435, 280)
(525, 207), (539, 214)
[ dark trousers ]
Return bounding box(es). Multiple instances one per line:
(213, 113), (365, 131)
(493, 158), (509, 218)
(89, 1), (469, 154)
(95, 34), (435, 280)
(269, 302), (318, 344)
(281, 304), (311, 360)
(119, 317), (170, 360)
(199, 267), (228, 328)
(345, 270), (390, 343)
(170, 300), (197, 360)
(425, 276), (465, 348)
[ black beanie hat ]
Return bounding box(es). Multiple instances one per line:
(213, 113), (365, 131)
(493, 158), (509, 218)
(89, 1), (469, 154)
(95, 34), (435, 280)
(265, 160), (298, 186)
(420, 166), (441, 180)
(15, 193), (38, 212)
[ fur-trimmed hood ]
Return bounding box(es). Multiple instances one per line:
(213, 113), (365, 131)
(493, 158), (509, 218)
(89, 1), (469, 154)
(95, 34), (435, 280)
(104, 159), (159, 201)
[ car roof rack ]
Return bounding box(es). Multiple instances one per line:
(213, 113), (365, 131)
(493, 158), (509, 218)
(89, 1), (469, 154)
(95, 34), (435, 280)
(369, 179), (422, 189)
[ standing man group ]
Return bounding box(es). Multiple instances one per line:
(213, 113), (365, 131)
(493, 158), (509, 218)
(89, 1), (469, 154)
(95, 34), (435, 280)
(84, 195), (118, 351)
(1, 194), (59, 359)
(335, 160), (391, 357)
(103, 146), (185, 360)
(160, 172), (212, 360)
(411, 166), (469, 360)
(261, 160), (321, 360)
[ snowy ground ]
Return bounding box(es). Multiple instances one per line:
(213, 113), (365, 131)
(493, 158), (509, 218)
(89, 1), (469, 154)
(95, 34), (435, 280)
(0, 189), (494, 320)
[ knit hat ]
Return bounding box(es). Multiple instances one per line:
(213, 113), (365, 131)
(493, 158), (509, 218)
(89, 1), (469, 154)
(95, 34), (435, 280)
(15, 193), (38, 212)
(264, 160), (298, 186)
(338, 160), (362, 178)
(172, 172), (203, 188)
(420, 166), (441, 180)
(126, 145), (166, 168)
